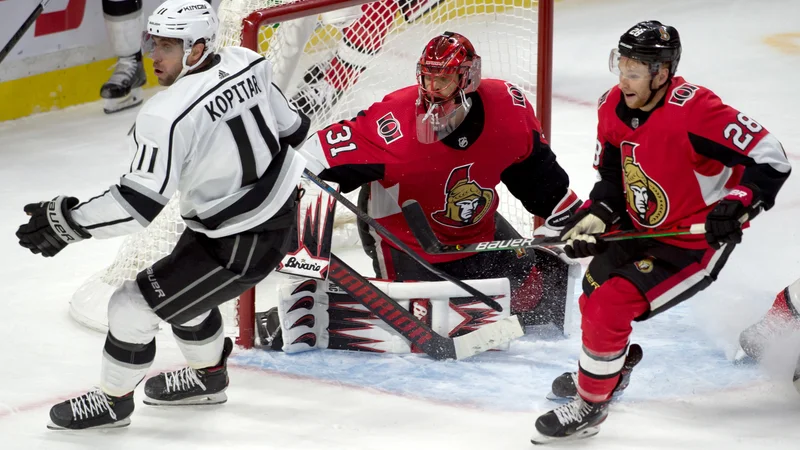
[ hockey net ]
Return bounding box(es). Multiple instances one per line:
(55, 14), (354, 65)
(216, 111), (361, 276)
(69, 0), (553, 348)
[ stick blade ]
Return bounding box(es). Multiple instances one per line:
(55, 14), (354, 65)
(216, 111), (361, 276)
(401, 199), (444, 253)
(453, 315), (525, 360)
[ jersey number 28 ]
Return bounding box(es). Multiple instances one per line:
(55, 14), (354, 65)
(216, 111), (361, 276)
(724, 113), (763, 151)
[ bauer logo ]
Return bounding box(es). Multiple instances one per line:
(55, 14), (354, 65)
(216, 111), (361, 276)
(145, 266), (166, 298)
(728, 189), (749, 199)
(377, 112), (403, 144)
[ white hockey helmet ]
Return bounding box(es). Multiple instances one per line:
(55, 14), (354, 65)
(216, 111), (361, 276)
(144, 0), (219, 79)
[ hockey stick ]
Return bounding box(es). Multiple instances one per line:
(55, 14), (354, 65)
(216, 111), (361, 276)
(0, 0), (51, 66)
(401, 199), (708, 255)
(303, 169), (504, 312)
(327, 254), (524, 360)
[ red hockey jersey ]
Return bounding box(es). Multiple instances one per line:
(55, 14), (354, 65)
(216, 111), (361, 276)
(592, 76), (790, 249)
(301, 79), (570, 262)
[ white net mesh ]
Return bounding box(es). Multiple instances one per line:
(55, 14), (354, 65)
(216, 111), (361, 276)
(70, 0), (544, 345)
(220, 0), (541, 235)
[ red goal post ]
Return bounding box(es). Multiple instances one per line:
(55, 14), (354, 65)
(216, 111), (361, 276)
(69, 0), (555, 350)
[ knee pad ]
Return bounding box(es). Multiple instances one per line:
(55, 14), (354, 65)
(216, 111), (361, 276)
(108, 280), (162, 344)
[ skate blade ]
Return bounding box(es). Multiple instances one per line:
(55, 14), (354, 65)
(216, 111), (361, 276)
(47, 417), (131, 430)
(530, 426), (600, 445)
(143, 392), (227, 406)
(103, 88), (144, 114)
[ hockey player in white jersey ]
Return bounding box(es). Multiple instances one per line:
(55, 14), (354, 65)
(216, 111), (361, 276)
(16, 0), (310, 430)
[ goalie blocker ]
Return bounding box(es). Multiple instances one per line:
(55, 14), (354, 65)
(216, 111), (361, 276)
(259, 276), (533, 355)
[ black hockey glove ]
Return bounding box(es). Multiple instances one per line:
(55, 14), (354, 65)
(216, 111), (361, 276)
(16, 196), (90, 257)
(559, 200), (619, 259)
(705, 185), (760, 250)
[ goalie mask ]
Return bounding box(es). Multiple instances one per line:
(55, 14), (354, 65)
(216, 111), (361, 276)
(142, 0), (219, 81)
(415, 32), (481, 144)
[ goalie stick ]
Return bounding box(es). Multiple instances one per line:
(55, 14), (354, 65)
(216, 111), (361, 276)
(401, 199), (712, 255)
(303, 169), (504, 312)
(0, 0), (52, 66)
(327, 253), (524, 360)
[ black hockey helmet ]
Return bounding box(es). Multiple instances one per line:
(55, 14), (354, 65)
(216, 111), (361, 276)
(617, 20), (681, 76)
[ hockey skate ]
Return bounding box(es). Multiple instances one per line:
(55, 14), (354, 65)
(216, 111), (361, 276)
(794, 354), (800, 395)
(530, 396), (609, 444)
(48, 388), (134, 430)
(255, 306), (284, 350)
(290, 65), (343, 118)
(737, 288), (800, 362)
(546, 343), (643, 402)
(101, 52), (147, 114)
(143, 337), (233, 406)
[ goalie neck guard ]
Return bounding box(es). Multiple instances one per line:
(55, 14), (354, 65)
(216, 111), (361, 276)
(415, 32), (481, 144)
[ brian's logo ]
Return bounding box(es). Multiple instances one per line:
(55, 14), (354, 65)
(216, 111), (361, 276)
(376, 112), (403, 144)
(431, 164), (494, 227)
(622, 143), (669, 228)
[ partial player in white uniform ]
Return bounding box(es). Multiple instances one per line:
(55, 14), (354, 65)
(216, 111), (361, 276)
(100, 0), (212, 114)
(101, 0), (148, 113)
(16, 0), (310, 430)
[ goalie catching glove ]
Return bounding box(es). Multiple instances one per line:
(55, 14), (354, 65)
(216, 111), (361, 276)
(559, 200), (619, 259)
(16, 196), (90, 257)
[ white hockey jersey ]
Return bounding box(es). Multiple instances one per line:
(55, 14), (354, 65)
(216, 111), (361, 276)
(71, 46), (309, 239)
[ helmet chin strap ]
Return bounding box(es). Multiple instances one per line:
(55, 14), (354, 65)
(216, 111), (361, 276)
(176, 44), (212, 81)
(643, 66), (672, 107)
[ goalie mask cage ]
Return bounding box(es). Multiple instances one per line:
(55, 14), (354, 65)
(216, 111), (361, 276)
(69, 0), (554, 349)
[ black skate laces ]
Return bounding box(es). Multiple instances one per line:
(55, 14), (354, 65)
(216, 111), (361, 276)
(69, 388), (116, 421)
(164, 367), (207, 393)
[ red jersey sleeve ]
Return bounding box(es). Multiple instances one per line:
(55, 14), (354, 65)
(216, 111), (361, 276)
(685, 87), (790, 209)
(299, 91), (408, 193)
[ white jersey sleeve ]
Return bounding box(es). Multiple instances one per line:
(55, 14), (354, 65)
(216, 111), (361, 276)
(71, 46), (310, 239)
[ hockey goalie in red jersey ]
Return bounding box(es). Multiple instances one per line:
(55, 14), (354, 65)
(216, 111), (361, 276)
(299, 32), (581, 328)
(530, 21), (791, 444)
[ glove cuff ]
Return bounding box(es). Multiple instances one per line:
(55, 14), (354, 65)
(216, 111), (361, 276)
(724, 185), (755, 208)
(543, 189), (583, 231)
(587, 200), (620, 227)
(46, 196), (90, 243)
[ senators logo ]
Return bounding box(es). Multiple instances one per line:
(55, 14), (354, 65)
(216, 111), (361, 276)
(431, 164), (494, 227)
(376, 112), (403, 144)
(505, 82), (526, 108)
(622, 143), (669, 228)
(634, 258), (654, 273)
(668, 83), (700, 107)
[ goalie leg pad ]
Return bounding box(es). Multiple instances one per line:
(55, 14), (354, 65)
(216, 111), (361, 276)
(277, 279), (330, 353)
(272, 276), (513, 354)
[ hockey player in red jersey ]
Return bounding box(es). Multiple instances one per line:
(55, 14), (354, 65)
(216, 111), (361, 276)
(299, 32), (581, 327)
(530, 21), (791, 444)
